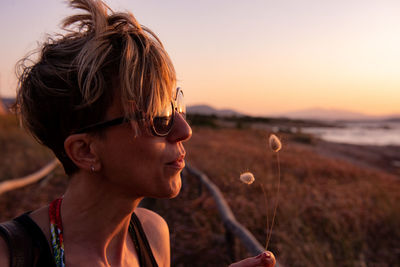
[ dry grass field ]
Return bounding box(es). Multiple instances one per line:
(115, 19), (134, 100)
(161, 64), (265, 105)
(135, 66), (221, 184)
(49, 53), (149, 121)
(176, 126), (400, 267)
(1, 114), (399, 266)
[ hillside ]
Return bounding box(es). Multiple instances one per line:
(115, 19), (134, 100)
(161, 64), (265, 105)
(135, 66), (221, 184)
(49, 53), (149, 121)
(0, 115), (399, 266)
(0, 99), (6, 115)
(187, 104), (243, 117)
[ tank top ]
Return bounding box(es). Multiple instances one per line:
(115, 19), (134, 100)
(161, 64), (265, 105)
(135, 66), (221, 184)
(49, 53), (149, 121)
(3, 212), (159, 267)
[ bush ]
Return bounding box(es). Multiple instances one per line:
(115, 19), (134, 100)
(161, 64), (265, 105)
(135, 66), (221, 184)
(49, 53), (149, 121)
(186, 114), (219, 128)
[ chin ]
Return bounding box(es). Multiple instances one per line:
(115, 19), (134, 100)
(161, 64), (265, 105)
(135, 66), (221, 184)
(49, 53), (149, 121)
(153, 170), (183, 199)
(167, 174), (182, 198)
(157, 171), (181, 199)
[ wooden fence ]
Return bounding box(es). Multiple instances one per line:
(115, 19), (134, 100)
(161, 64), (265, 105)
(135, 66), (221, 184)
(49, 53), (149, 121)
(185, 164), (282, 267)
(0, 159), (59, 195)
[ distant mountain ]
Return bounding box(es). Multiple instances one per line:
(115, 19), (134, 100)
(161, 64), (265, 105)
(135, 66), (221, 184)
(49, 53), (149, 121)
(0, 97), (15, 114)
(1, 97), (15, 107)
(386, 117), (400, 122)
(0, 100), (5, 115)
(187, 105), (243, 117)
(276, 108), (399, 121)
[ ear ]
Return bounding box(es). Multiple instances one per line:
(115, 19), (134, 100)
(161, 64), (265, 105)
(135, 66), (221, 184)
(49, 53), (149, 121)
(64, 134), (101, 172)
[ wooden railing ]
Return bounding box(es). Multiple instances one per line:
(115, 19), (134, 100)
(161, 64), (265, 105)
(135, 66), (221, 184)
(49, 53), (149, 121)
(0, 159), (59, 195)
(185, 164), (282, 267)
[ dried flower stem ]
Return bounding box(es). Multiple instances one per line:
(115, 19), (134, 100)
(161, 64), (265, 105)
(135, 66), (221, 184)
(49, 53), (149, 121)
(265, 151), (281, 250)
(260, 183), (269, 245)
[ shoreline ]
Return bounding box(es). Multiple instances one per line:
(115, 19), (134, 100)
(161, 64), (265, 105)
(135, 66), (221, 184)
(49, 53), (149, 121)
(307, 138), (400, 177)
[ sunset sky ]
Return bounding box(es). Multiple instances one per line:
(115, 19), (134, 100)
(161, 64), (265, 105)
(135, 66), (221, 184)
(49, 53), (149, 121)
(1, 0), (399, 116)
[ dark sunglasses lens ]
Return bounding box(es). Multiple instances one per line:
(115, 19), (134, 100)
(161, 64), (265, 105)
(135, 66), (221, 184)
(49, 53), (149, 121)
(153, 102), (174, 136)
(153, 115), (173, 135)
(152, 89), (186, 136)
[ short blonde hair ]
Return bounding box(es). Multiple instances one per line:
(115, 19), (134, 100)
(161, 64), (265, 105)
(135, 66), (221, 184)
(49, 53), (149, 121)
(15, 0), (176, 175)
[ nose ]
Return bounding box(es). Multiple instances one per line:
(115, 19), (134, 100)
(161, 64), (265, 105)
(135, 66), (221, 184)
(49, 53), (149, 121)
(167, 113), (192, 143)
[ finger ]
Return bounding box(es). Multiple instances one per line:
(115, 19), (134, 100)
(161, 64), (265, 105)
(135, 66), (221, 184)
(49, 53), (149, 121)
(261, 251), (276, 267)
(229, 251), (275, 267)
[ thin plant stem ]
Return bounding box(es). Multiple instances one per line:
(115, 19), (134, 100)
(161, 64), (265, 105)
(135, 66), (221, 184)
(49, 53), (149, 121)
(260, 183), (269, 246)
(265, 152), (281, 250)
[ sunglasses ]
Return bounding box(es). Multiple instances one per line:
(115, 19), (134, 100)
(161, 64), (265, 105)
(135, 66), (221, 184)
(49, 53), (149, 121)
(72, 87), (186, 137)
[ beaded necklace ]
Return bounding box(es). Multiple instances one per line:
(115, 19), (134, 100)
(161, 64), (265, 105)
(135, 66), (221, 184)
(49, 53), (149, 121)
(48, 198), (154, 267)
(49, 198), (66, 267)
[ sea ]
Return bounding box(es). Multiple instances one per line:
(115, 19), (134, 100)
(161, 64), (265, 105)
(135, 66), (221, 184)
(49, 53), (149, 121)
(301, 121), (400, 146)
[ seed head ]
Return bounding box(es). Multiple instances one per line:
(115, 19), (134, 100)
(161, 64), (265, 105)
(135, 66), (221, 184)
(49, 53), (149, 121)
(269, 134), (282, 152)
(240, 172), (255, 185)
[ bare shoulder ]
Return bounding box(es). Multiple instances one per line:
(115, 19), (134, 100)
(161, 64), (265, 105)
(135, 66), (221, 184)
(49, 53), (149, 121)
(134, 208), (169, 240)
(135, 208), (168, 228)
(0, 235), (10, 267)
(135, 207), (170, 267)
(29, 205), (50, 243)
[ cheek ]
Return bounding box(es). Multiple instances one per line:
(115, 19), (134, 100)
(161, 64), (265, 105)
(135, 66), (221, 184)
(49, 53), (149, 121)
(134, 141), (165, 169)
(100, 137), (165, 182)
(132, 141), (171, 186)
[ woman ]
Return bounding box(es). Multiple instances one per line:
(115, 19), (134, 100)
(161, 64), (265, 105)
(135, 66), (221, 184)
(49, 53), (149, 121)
(0, 0), (275, 266)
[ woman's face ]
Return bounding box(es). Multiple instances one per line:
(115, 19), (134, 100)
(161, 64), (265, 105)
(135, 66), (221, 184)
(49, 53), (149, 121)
(94, 96), (192, 199)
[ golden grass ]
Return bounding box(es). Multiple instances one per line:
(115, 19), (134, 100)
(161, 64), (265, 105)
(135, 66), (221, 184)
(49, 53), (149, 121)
(172, 127), (400, 267)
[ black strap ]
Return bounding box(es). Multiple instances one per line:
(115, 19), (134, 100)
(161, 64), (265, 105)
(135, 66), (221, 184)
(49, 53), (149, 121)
(14, 214), (55, 267)
(0, 214), (55, 267)
(129, 213), (159, 267)
(0, 219), (34, 267)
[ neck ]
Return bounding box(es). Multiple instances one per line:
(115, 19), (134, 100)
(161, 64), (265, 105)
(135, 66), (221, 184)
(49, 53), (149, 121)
(61, 171), (143, 265)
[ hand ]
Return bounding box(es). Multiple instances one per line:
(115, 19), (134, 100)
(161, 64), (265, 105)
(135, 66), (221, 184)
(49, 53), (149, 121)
(229, 251), (276, 267)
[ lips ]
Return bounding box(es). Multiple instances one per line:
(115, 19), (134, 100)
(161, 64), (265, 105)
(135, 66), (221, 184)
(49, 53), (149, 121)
(166, 154), (186, 169)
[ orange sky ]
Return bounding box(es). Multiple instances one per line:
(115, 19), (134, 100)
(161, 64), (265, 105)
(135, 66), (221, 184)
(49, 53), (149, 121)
(1, 0), (399, 116)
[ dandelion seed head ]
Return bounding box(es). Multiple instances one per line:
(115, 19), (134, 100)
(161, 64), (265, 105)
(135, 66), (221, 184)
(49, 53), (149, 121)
(240, 172), (255, 185)
(269, 134), (282, 152)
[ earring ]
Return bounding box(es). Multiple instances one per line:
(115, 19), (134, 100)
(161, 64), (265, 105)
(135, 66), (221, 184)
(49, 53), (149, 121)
(91, 165), (95, 172)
